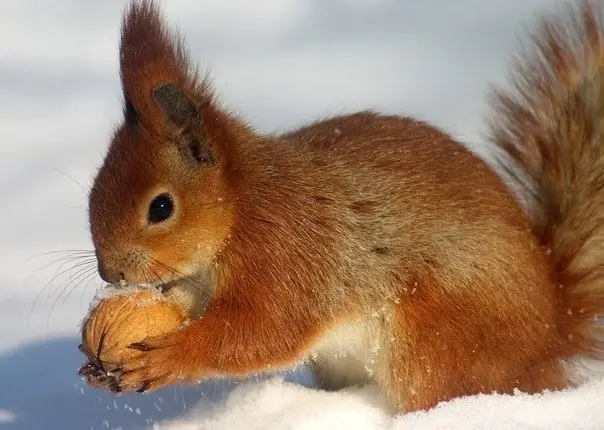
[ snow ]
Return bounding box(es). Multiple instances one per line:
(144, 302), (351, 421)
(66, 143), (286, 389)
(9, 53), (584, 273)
(3, 0), (602, 429)
(155, 377), (604, 430)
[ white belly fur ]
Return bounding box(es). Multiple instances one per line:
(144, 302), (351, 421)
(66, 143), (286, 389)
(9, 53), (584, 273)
(309, 318), (385, 390)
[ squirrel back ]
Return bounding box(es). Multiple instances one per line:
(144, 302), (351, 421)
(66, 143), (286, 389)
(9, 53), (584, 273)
(82, 0), (604, 414)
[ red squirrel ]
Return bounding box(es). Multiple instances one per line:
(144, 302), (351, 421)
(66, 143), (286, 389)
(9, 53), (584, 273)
(81, 0), (604, 414)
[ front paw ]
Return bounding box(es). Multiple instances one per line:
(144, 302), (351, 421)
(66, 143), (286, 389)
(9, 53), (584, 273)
(78, 343), (120, 391)
(78, 362), (112, 389)
(107, 332), (195, 393)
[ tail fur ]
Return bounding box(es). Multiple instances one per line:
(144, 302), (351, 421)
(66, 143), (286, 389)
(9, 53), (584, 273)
(490, 0), (604, 363)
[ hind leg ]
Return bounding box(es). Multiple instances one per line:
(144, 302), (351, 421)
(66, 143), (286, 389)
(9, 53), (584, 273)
(380, 274), (567, 413)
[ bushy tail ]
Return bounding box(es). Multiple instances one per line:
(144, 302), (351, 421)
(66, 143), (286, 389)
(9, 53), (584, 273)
(489, 0), (604, 362)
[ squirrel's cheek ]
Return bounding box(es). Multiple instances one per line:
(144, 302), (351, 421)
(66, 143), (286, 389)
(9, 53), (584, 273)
(151, 243), (216, 278)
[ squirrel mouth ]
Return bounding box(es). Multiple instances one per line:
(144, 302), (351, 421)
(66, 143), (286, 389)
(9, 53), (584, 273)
(157, 280), (178, 294)
(124, 281), (174, 294)
(156, 283), (170, 293)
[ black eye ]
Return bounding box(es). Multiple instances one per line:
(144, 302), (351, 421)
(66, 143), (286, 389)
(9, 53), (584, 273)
(148, 193), (174, 224)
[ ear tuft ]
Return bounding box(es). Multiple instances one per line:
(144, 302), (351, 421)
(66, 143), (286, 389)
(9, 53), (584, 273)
(118, 1), (210, 128)
(120, 0), (191, 78)
(153, 83), (199, 128)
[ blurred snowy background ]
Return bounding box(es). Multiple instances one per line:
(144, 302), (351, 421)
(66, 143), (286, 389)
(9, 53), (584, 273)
(4, 0), (604, 429)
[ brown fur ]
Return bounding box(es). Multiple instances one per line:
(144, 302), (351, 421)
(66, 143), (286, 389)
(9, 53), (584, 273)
(489, 0), (604, 361)
(83, 0), (604, 414)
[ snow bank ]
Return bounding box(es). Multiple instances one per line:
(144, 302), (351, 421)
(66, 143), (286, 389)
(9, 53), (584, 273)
(155, 377), (604, 430)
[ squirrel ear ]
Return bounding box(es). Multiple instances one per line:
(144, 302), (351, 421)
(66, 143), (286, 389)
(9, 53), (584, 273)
(118, 1), (209, 129)
(153, 83), (200, 128)
(154, 83), (215, 164)
(123, 96), (139, 125)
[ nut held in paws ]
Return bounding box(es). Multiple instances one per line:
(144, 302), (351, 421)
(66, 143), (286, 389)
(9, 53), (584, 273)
(81, 289), (187, 372)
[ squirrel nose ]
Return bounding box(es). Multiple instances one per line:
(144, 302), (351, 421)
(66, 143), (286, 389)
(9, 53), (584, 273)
(97, 260), (125, 284)
(95, 250), (125, 284)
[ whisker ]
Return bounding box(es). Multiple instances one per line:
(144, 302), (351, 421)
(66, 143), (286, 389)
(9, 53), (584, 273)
(61, 266), (99, 305)
(46, 258), (98, 296)
(28, 257), (97, 326)
(48, 167), (88, 194)
(147, 261), (188, 309)
(144, 256), (231, 329)
(45, 265), (98, 337)
(140, 257), (161, 287)
(61, 272), (94, 312)
(23, 253), (95, 290)
(141, 258), (193, 313)
(147, 262), (166, 286)
(54, 263), (98, 305)
(149, 257), (207, 294)
(24, 249), (94, 264)
(145, 259), (195, 311)
(141, 257), (201, 315)
(79, 269), (103, 310)
(47, 261), (96, 309)
(42, 261), (97, 307)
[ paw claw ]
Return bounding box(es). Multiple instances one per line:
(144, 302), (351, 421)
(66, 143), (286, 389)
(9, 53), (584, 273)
(128, 342), (150, 351)
(110, 382), (122, 393)
(136, 381), (151, 393)
(106, 367), (123, 379)
(78, 362), (113, 389)
(78, 363), (103, 378)
(77, 363), (92, 376)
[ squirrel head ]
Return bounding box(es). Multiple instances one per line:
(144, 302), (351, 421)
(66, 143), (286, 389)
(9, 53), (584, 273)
(88, 1), (241, 285)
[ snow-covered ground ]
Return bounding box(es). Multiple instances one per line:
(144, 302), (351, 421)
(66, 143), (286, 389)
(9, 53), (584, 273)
(3, 0), (603, 429)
